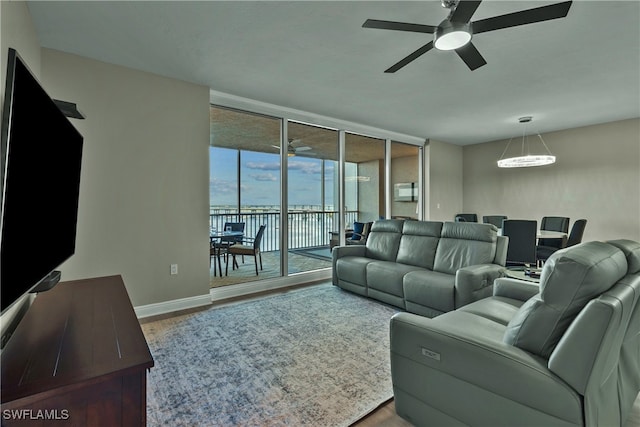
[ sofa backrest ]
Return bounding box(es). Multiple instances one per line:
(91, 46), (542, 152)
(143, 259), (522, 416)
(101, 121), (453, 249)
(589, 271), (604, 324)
(396, 220), (443, 269)
(365, 219), (404, 261)
(548, 246), (640, 427)
(503, 241), (628, 359)
(608, 239), (640, 274)
(432, 222), (499, 275)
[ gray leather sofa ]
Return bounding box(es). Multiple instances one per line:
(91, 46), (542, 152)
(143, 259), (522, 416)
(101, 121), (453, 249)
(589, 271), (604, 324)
(390, 239), (640, 426)
(332, 219), (508, 316)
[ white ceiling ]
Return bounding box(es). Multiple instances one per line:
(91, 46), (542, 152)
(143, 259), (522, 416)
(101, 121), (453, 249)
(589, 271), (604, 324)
(27, 1), (640, 145)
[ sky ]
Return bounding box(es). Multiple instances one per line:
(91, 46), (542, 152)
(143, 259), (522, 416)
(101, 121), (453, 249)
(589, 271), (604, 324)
(210, 147), (340, 208)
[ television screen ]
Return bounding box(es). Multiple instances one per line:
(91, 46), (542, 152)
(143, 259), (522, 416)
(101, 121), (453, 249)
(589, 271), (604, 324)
(0, 48), (83, 313)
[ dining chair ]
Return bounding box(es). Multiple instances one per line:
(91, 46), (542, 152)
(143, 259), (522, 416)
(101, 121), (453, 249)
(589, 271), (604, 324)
(482, 215), (507, 228)
(537, 219), (587, 262)
(502, 219), (538, 267)
(455, 213), (477, 222)
(226, 224), (266, 276)
(539, 216), (570, 249)
(216, 222), (245, 265)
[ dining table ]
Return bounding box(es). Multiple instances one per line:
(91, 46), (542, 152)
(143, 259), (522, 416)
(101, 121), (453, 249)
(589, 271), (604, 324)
(210, 230), (244, 277)
(497, 228), (567, 240)
(536, 230), (568, 240)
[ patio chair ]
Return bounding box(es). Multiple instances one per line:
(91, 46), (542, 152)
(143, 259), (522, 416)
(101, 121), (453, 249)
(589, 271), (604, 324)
(226, 225), (266, 276)
(346, 221), (373, 245)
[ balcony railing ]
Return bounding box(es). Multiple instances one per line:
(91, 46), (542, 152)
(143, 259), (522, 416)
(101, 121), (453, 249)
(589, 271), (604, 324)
(210, 209), (358, 252)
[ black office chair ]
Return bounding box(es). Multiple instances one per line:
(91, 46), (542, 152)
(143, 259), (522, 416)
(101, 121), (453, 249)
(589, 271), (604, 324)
(455, 213), (477, 222)
(502, 219), (538, 267)
(537, 219), (587, 262)
(483, 215), (507, 228)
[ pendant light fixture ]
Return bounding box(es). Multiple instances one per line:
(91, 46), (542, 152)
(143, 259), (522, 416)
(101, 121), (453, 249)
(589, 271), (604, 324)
(497, 117), (556, 168)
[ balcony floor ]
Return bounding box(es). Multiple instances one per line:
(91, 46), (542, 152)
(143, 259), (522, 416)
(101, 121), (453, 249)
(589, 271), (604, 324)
(210, 247), (332, 288)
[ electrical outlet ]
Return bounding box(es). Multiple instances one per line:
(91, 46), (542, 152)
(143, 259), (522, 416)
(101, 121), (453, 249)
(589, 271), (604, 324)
(170, 264), (178, 275)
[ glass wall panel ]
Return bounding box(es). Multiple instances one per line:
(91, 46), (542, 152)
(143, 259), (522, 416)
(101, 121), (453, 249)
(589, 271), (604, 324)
(343, 133), (385, 244)
(286, 121), (337, 274)
(209, 106), (282, 287)
(210, 103), (422, 288)
(390, 142), (420, 220)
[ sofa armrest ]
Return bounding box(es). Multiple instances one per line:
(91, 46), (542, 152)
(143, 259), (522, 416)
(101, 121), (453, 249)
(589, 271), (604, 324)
(493, 277), (540, 301)
(390, 312), (583, 425)
(332, 245), (367, 285)
(454, 264), (506, 308)
(332, 244), (366, 260)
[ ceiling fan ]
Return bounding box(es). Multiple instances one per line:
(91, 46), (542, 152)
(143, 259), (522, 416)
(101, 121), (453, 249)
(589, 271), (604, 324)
(363, 0), (572, 72)
(271, 139), (315, 156)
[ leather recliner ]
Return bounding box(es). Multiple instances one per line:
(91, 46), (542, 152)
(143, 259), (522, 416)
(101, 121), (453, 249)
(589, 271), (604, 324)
(390, 239), (640, 426)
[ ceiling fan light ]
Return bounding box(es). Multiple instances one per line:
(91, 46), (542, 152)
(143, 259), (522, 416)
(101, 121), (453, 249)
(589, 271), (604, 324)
(434, 21), (471, 50)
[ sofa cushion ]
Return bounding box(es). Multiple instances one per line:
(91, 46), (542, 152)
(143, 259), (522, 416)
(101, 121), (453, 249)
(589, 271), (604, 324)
(396, 220), (442, 269)
(403, 269), (455, 313)
(336, 256), (374, 287)
(607, 239), (640, 274)
(365, 219), (404, 261)
(433, 222), (498, 275)
(457, 296), (525, 326)
(367, 261), (424, 298)
(504, 241), (628, 358)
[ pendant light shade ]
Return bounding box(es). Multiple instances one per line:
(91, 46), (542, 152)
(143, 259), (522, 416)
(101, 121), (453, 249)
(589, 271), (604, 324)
(497, 117), (556, 168)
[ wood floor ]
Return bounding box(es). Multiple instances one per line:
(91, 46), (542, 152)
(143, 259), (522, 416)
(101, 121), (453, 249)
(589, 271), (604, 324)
(354, 394), (640, 427)
(353, 399), (412, 427)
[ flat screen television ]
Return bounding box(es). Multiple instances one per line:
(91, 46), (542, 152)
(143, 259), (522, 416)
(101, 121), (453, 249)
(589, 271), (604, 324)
(0, 48), (84, 314)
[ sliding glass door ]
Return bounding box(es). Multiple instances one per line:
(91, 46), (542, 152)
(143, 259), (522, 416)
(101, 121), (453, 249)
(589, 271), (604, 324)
(286, 121), (337, 274)
(209, 106), (282, 286)
(390, 142), (420, 220)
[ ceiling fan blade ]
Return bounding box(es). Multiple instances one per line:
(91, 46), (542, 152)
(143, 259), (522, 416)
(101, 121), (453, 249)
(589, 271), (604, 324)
(450, 0), (482, 24)
(363, 19), (436, 34)
(271, 144), (280, 150)
(472, 1), (572, 34)
(455, 42), (487, 70)
(385, 41), (434, 73)
(295, 146), (312, 152)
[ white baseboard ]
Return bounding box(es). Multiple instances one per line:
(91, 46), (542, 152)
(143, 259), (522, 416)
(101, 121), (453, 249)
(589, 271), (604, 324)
(135, 294), (211, 319)
(210, 269), (331, 302)
(135, 270), (332, 319)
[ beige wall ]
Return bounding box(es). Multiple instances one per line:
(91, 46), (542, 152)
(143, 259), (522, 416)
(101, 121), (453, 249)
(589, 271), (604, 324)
(463, 118), (640, 242)
(1, 1), (41, 99)
(40, 49), (211, 307)
(427, 139), (464, 222)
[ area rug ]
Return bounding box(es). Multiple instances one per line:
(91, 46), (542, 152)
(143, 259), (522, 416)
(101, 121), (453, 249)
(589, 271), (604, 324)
(142, 283), (400, 426)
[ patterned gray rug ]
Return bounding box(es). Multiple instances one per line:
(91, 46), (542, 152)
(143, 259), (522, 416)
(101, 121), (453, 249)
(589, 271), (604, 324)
(142, 283), (400, 426)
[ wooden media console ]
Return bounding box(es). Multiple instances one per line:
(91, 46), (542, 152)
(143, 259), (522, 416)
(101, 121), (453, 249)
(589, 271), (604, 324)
(1, 275), (154, 426)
